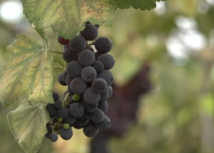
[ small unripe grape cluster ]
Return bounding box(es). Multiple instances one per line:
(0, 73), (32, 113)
(45, 22), (114, 142)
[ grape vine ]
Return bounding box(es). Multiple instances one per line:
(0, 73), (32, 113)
(0, 0), (167, 153)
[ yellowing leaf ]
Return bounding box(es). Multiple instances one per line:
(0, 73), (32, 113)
(8, 101), (49, 153)
(0, 35), (53, 108)
(22, 0), (117, 39)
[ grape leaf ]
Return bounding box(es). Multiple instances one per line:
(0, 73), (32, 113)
(113, 0), (167, 10)
(8, 101), (49, 153)
(0, 35), (53, 108)
(22, 0), (117, 39)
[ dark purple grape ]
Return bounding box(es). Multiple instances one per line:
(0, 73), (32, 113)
(54, 99), (62, 109)
(70, 77), (87, 94)
(60, 128), (73, 140)
(89, 109), (105, 123)
(83, 87), (100, 105)
(95, 37), (112, 54)
(81, 66), (97, 82)
(92, 78), (108, 93)
(78, 50), (95, 66)
(63, 48), (79, 63)
(52, 92), (59, 101)
(83, 122), (98, 137)
(46, 104), (57, 117)
(92, 61), (104, 74)
(66, 61), (83, 78)
(69, 103), (84, 118)
(69, 35), (86, 52)
(49, 133), (58, 142)
(97, 54), (115, 70)
(57, 107), (69, 119)
(80, 23), (98, 40)
(58, 71), (67, 86)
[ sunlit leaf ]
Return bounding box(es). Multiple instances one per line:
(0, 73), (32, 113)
(22, 0), (117, 39)
(8, 101), (49, 153)
(0, 35), (53, 107)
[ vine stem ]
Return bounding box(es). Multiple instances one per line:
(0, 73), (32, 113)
(49, 50), (63, 54)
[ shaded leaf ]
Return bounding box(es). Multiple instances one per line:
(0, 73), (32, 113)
(113, 0), (167, 10)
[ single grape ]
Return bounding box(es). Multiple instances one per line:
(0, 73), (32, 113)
(49, 133), (58, 142)
(72, 94), (81, 101)
(69, 103), (84, 118)
(78, 50), (95, 66)
(70, 77), (87, 94)
(64, 115), (76, 126)
(66, 61), (83, 78)
(76, 114), (90, 127)
(63, 48), (79, 63)
(57, 107), (69, 119)
(98, 70), (113, 86)
(80, 23), (98, 40)
(58, 71), (67, 86)
(63, 123), (70, 130)
(98, 100), (108, 113)
(97, 54), (115, 70)
(58, 36), (69, 45)
(81, 66), (97, 82)
(83, 122), (98, 137)
(80, 99), (98, 113)
(95, 37), (112, 54)
(92, 61), (104, 74)
(69, 35), (86, 52)
(52, 92), (59, 101)
(54, 99), (62, 109)
(83, 87), (100, 105)
(96, 116), (111, 131)
(60, 128), (73, 140)
(46, 104), (57, 117)
(89, 109), (105, 123)
(92, 78), (108, 93)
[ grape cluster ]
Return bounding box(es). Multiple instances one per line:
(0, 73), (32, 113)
(45, 22), (114, 142)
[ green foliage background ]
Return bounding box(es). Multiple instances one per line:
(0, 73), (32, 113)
(0, 0), (214, 153)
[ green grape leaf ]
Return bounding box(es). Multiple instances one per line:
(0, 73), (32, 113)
(22, 0), (117, 39)
(0, 35), (53, 108)
(52, 41), (66, 70)
(113, 0), (166, 10)
(8, 101), (49, 153)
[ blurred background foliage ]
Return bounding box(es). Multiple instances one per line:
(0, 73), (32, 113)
(0, 0), (214, 153)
